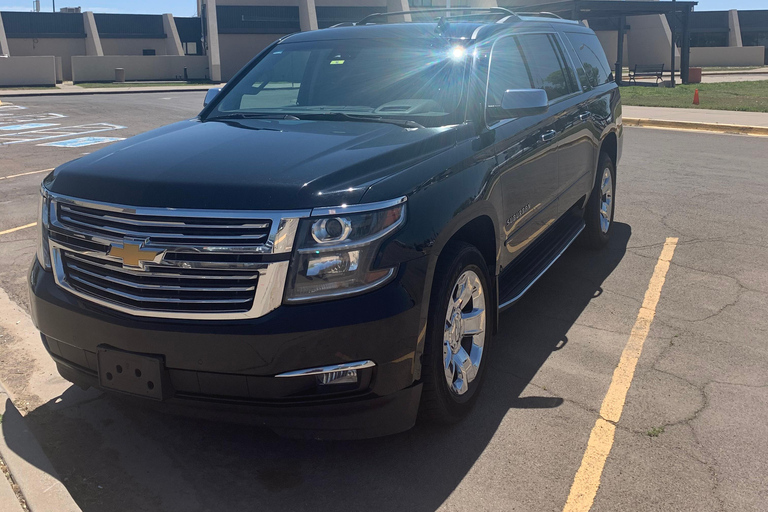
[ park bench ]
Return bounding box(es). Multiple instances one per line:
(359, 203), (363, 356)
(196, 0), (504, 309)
(628, 63), (665, 84)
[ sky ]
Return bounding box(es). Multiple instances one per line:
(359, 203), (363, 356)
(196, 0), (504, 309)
(0, 0), (765, 17)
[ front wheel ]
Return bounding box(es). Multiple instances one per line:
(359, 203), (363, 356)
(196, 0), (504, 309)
(582, 152), (616, 249)
(420, 242), (492, 424)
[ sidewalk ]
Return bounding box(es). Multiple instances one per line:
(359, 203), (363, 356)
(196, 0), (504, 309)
(623, 106), (768, 128)
(0, 384), (81, 511)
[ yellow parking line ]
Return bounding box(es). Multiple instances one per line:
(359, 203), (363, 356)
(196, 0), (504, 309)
(563, 237), (678, 512)
(0, 168), (54, 182)
(0, 222), (37, 236)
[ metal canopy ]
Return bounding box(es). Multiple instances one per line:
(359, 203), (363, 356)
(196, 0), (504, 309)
(513, 0), (698, 85)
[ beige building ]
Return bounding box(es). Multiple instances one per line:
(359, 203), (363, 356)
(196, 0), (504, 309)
(1, 0), (765, 87)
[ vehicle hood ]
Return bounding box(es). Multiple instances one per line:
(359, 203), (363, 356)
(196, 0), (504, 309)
(45, 118), (457, 210)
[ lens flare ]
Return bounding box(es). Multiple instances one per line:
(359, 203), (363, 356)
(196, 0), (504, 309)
(450, 46), (467, 61)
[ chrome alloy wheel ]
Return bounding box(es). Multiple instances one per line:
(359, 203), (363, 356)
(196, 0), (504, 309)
(442, 270), (486, 396)
(599, 166), (613, 234)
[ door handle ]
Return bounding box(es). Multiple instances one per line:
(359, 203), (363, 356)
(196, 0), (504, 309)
(541, 130), (557, 142)
(579, 112), (591, 121)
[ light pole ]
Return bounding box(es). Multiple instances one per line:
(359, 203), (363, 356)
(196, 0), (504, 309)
(52, 0), (56, 12)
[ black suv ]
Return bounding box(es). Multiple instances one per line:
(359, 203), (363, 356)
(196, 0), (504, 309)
(29, 8), (621, 439)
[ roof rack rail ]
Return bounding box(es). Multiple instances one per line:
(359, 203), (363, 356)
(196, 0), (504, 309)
(357, 7), (518, 26)
(514, 11), (564, 19)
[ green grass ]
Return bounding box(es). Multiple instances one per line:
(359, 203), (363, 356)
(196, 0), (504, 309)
(620, 81), (768, 113)
(700, 66), (763, 72)
(647, 426), (665, 438)
(75, 81), (214, 88)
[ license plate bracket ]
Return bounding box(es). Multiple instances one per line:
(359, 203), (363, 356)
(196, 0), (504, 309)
(97, 347), (166, 400)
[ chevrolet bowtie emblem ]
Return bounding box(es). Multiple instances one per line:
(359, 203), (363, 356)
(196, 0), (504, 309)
(108, 242), (163, 269)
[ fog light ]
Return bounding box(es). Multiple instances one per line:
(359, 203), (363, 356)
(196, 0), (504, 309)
(318, 370), (358, 386)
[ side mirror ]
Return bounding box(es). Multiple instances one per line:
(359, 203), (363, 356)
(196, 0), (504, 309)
(203, 88), (222, 107)
(501, 89), (548, 118)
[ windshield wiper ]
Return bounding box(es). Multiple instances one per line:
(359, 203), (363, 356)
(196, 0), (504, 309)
(294, 112), (424, 129)
(206, 113), (301, 121)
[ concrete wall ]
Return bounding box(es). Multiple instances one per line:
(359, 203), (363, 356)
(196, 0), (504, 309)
(7, 38), (86, 81)
(218, 33), (287, 80)
(0, 56), (56, 86)
(626, 14), (679, 69)
(100, 38), (170, 56)
(690, 46), (765, 67)
(71, 55), (209, 82)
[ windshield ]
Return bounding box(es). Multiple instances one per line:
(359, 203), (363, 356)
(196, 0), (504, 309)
(207, 37), (469, 128)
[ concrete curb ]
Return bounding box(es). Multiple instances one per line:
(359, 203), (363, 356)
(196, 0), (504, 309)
(0, 85), (219, 97)
(623, 117), (768, 136)
(0, 385), (82, 512)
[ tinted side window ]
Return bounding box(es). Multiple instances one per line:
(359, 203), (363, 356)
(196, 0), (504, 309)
(566, 32), (613, 87)
(517, 34), (573, 101)
(486, 36), (532, 111)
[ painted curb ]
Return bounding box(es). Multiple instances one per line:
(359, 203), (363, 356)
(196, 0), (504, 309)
(623, 117), (768, 136)
(0, 85), (222, 97)
(0, 385), (82, 512)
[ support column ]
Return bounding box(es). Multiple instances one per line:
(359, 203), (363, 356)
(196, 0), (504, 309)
(386, 0), (411, 23)
(201, 0), (221, 82)
(163, 14), (184, 56)
(681, 6), (691, 83)
(473, 0), (499, 7)
(669, 4), (676, 86)
(616, 16), (625, 85)
(0, 13), (10, 56)
(728, 9), (743, 47)
(83, 11), (104, 56)
(299, 0), (318, 32)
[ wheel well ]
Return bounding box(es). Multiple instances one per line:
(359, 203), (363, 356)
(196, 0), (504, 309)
(601, 132), (618, 167)
(445, 216), (496, 276)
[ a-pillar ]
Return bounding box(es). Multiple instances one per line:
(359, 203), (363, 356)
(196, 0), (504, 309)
(299, 0), (318, 31)
(0, 13), (10, 56)
(163, 13), (185, 56)
(201, 0), (221, 82)
(387, 0), (411, 23)
(83, 11), (104, 56)
(728, 9), (743, 47)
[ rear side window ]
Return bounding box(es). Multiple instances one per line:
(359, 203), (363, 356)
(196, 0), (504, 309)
(487, 36), (532, 110)
(516, 34), (574, 101)
(566, 32), (613, 87)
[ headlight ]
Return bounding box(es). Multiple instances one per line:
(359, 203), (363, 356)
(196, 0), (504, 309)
(284, 198), (406, 302)
(36, 187), (52, 271)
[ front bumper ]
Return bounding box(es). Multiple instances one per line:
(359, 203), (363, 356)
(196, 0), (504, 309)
(29, 257), (427, 439)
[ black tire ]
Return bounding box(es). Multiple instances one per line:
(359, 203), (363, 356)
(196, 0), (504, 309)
(420, 242), (492, 424)
(582, 152), (616, 249)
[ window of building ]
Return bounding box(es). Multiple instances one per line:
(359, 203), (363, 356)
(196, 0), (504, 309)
(690, 32), (728, 47)
(143, 49), (156, 56)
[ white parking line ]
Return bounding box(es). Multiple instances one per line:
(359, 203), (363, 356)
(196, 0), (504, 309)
(0, 123), (126, 145)
(0, 123), (60, 131)
(0, 113), (67, 125)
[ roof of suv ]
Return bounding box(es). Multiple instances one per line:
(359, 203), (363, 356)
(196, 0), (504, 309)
(284, 15), (587, 45)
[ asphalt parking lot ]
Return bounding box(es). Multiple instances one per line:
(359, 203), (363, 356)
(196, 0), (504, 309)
(1, 92), (767, 511)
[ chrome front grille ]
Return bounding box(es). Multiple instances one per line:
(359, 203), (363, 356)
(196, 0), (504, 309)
(58, 202), (272, 246)
(47, 192), (309, 320)
(61, 251), (259, 312)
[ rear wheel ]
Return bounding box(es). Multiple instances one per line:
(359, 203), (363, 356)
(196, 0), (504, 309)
(420, 242), (492, 424)
(582, 152), (615, 249)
